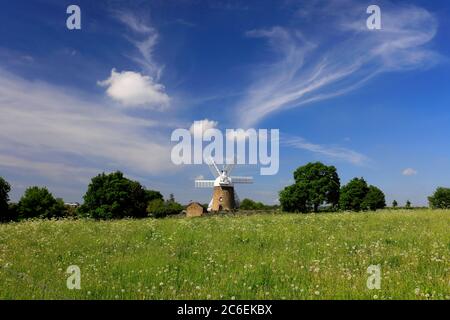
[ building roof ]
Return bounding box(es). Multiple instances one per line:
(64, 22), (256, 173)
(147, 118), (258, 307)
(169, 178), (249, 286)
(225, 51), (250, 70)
(187, 202), (204, 207)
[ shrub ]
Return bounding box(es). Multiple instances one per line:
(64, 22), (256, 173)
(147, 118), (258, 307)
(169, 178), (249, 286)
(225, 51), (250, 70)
(17, 186), (66, 219)
(147, 198), (183, 218)
(147, 199), (164, 215)
(64, 205), (79, 218)
(78, 171), (156, 219)
(239, 198), (265, 210)
(428, 187), (450, 209)
(0, 177), (11, 222)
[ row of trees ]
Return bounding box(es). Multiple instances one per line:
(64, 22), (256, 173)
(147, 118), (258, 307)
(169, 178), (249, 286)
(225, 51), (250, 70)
(0, 172), (183, 222)
(391, 200), (413, 209)
(279, 162), (385, 213)
(1, 177), (67, 222)
(279, 162), (402, 213)
(2, 164), (450, 221)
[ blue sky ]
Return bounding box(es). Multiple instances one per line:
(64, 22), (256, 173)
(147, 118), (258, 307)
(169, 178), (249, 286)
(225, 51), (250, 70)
(1, 0), (450, 206)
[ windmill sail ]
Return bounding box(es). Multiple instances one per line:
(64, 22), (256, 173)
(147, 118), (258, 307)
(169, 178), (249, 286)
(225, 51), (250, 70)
(223, 163), (235, 175)
(195, 180), (215, 188)
(206, 157), (221, 177)
(230, 176), (253, 184)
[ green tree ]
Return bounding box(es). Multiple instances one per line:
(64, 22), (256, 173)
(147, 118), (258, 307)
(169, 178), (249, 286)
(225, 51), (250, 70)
(146, 190), (163, 202)
(362, 185), (386, 211)
(339, 178), (369, 211)
(78, 171), (153, 219)
(405, 200), (412, 209)
(6, 203), (19, 222)
(0, 177), (11, 222)
(292, 162), (340, 212)
(279, 184), (309, 213)
(428, 187), (450, 209)
(18, 186), (66, 219)
(392, 200), (398, 208)
(147, 199), (165, 217)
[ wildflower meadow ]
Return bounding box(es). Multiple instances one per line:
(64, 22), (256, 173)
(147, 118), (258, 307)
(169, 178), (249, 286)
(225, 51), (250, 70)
(0, 210), (448, 300)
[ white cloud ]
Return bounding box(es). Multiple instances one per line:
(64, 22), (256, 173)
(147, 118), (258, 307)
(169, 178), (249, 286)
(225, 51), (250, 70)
(0, 69), (175, 182)
(236, 1), (440, 127)
(284, 136), (369, 165)
(98, 69), (170, 109)
(189, 119), (219, 135)
(402, 168), (418, 176)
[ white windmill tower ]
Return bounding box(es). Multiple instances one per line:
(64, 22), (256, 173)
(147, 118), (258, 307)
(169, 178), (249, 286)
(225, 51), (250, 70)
(195, 158), (253, 212)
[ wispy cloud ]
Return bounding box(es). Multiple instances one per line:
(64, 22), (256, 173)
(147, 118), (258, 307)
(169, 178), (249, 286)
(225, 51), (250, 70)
(115, 12), (154, 34)
(236, 1), (440, 127)
(284, 136), (369, 165)
(0, 154), (99, 184)
(115, 12), (164, 80)
(0, 70), (175, 183)
(209, 1), (249, 11)
(101, 11), (171, 109)
(170, 19), (196, 28)
(0, 47), (36, 69)
(402, 168), (418, 176)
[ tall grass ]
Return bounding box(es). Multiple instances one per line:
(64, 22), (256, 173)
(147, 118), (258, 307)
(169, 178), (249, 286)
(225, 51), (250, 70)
(0, 209), (448, 300)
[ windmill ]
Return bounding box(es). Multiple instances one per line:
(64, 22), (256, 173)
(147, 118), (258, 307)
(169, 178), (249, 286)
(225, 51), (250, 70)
(195, 158), (253, 212)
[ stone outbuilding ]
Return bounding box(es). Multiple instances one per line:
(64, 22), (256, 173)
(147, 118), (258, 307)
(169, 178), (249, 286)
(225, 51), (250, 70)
(186, 202), (206, 217)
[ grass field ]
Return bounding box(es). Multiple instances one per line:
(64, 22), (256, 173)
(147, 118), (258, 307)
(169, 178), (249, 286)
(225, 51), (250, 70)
(0, 210), (449, 300)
